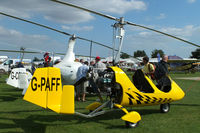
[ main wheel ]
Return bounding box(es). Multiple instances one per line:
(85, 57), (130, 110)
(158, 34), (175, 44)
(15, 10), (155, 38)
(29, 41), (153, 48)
(0, 69), (5, 74)
(125, 121), (139, 128)
(160, 103), (170, 113)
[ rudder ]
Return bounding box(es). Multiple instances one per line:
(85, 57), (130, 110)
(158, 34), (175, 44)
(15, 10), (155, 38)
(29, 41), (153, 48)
(23, 67), (75, 114)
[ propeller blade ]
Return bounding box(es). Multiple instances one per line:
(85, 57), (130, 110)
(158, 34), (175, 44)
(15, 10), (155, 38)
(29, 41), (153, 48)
(126, 21), (200, 48)
(51, 0), (200, 48)
(51, 0), (118, 21)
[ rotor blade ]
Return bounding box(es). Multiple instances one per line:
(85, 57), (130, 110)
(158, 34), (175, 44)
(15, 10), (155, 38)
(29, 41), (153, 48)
(0, 12), (116, 52)
(0, 49), (42, 54)
(77, 36), (135, 58)
(75, 54), (98, 58)
(76, 37), (114, 50)
(0, 12), (133, 57)
(51, 0), (200, 48)
(0, 49), (103, 58)
(0, 49), (60, 55)
(126, 21), (200, 48)
(51, 0), (118, 21)
(0, 12), (72, 36)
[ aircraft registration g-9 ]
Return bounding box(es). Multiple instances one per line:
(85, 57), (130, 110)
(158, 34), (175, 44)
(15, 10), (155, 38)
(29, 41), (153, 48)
(23, 65), (185, 128)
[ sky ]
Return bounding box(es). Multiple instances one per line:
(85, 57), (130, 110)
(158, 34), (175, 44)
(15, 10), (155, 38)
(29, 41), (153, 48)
(0, 0), (200, 59)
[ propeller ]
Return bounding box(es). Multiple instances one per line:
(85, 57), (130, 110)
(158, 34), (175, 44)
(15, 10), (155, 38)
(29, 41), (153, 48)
(51, 0), (200, 48)
(0, 12), (133, 58)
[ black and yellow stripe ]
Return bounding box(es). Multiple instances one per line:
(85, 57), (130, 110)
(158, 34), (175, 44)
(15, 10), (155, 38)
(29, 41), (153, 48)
(126, 92), (173, 105)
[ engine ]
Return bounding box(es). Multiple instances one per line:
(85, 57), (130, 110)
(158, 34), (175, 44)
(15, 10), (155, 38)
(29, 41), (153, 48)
(96, 68), (123, 104)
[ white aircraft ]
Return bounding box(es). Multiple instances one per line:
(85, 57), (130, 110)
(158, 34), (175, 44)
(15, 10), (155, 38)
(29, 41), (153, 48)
(6, 68), (32, 90)
(54, 36), (82, 85)
(5, 48), (33, 94)
(6, 35), (82, 94)
(0, 12), (126, 95)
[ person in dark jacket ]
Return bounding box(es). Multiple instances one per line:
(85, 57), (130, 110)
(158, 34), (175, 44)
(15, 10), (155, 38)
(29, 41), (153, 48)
(154, 55), (171, 91)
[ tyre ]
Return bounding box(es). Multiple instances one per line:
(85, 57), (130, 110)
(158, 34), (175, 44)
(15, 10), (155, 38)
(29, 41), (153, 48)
(125, 121), (139, 128)
(0, 69), (6, 74)
(160, 103), (170, 113)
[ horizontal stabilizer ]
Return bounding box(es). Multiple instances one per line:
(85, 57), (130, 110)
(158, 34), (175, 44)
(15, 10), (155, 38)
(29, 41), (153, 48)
(23, 67), (74, 114)
(86, 102), (102, 111)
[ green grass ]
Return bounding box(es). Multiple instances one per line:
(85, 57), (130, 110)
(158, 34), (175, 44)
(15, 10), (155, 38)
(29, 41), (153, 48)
(0, 72), (200, 133)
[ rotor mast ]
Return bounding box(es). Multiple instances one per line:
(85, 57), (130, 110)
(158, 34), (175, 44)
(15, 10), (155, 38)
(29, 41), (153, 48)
(112, 17), (125, 65)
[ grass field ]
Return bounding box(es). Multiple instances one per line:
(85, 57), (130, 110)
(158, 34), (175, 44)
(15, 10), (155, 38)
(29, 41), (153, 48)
(0, 72), (200, 133)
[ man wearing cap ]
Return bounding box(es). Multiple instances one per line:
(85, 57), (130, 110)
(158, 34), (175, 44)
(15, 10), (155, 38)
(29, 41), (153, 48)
(92, 56), (106, 102)
(43, 52), (51, 67)
(94, 56), (106, 73)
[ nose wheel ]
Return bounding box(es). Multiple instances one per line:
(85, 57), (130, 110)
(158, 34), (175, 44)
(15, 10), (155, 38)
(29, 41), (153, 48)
(125, 121), (140, 128)
(160, 103), (170, 113)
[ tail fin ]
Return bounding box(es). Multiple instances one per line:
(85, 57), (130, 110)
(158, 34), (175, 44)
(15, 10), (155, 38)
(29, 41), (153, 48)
(23, 67), (74, 114)
(6, 68), (30, 89)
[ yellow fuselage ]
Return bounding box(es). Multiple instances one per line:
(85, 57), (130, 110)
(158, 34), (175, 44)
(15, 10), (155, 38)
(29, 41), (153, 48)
(111, 67), (185, 107)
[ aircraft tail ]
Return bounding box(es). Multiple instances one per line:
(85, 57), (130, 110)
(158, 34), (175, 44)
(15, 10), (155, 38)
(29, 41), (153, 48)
(6, 68), (31, 89)
(23, 67), (74, 114)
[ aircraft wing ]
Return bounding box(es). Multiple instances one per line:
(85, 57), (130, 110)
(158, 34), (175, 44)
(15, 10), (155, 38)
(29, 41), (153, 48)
(168, 59), (200, 63)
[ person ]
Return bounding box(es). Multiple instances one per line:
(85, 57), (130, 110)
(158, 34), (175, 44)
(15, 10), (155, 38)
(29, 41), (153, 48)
(132, 56), (155, 93)
(17, 62), (24, 68)
(75, 58), (79, 62)
(43, 52), (51, 67)
(90, 60), (95, 66)
(79, 59), (84, 64)
(92, 56), (107, 102)
(142, 56), (155, 79)
(31, 63), (36, 75)
(75, 61), (89, 102)
(94, 56), (106, 74)
(154, 55), (170, 91)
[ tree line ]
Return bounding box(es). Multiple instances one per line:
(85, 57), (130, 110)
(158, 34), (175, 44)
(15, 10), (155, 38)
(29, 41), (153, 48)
(32, 48), (200, 60)
(120, 48), (200, 59)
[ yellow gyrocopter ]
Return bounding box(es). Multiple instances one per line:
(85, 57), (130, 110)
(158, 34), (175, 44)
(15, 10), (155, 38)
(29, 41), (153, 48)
(24, 0), (199, 128)
(1, 0), (200, 128)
